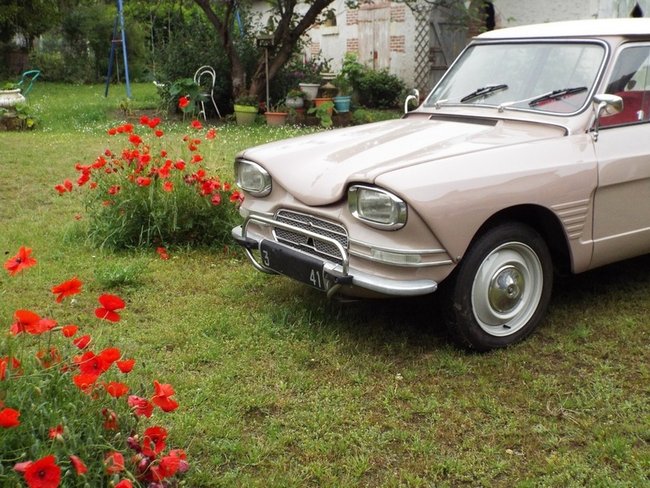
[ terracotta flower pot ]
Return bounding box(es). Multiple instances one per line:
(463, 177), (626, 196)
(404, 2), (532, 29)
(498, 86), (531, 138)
(265, 112), (288, 126)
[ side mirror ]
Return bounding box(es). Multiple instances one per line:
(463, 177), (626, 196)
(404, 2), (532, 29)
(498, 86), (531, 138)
(404, 88), (420, 114)
(593, 93), (623, 117)
(592, 94), (623, 141)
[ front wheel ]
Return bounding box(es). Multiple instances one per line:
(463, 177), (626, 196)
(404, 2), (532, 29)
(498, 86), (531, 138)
(443, 223), (553, 351)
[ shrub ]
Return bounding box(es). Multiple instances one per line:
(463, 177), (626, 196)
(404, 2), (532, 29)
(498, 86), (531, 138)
(0, 246), (188, 487)
(55, 117), (243, 250)
(356, 69), (406, 109)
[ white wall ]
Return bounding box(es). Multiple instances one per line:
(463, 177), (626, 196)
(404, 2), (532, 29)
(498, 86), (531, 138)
(492, 0), (650, 27)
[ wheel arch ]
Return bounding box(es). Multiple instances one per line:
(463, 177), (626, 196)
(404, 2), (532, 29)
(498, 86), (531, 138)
(469, 204), (572, 275)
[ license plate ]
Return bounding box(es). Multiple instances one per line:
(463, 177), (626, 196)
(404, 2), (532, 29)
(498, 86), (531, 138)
(259, 240), (328, 291)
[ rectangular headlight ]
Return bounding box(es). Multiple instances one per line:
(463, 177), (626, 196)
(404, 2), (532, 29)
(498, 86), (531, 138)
(348, 185), (407, 229)
(235, 159), (272, 197)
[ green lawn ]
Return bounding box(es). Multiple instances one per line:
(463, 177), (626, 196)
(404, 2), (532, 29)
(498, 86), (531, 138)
(0, 83), (648, 487)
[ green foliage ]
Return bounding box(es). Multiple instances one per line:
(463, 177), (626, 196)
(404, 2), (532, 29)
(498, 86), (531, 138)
(157, 78), (205, 116)
(94, 260), (147, 289)
(0, 260), (188, 487)
(155, 10), (234, 112)
(308, 101), (334, 128)
(340, 53), (406, 108)
(62, 120), (241, 250)
(357, 69), (406, 109)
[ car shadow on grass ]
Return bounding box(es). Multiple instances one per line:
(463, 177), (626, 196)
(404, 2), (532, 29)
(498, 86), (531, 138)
(288, 253), (650, 356)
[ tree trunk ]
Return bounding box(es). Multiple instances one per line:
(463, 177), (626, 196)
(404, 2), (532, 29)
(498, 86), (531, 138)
(194, 0), (335, 102)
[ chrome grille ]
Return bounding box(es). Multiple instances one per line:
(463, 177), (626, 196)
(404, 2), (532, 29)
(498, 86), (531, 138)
(274, 209), (348, 264)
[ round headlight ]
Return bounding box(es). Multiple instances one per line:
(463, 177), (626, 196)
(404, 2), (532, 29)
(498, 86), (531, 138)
(348, 185), (407, 229)
(235, 159), (272, 197)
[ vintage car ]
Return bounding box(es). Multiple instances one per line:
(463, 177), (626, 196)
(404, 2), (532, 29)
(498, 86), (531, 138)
(232, 18), (650, 350)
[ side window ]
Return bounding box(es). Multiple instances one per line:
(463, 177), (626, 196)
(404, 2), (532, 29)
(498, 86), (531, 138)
(602, 45), (650, 127)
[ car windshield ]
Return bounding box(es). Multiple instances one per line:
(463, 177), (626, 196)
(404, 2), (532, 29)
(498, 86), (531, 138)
(425, 42), (606, 114)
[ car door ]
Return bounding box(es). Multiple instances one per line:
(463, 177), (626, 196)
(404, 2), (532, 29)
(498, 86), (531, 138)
(592, 43), (650, 268)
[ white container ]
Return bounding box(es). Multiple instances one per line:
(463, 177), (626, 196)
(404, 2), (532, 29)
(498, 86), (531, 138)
(0, 89), (26, 108)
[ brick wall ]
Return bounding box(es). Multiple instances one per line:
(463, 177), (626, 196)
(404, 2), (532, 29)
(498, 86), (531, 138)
(390, 35), (405, 53)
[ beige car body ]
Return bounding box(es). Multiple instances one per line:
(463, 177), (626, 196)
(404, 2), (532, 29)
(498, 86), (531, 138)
(233, 18), (650, 304)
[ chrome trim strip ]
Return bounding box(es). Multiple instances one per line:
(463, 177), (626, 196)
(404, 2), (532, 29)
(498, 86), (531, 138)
(348, 249), (453, 268)
(349, 238), (447, 255)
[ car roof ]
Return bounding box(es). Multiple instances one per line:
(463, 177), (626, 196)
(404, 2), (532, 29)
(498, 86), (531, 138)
(477, 18), (650, 40)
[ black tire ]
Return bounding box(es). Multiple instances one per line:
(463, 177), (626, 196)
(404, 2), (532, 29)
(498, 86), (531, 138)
(443, 222), (553, 351)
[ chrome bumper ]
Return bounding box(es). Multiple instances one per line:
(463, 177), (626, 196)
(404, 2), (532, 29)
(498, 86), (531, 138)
(231, 215), (438, 298)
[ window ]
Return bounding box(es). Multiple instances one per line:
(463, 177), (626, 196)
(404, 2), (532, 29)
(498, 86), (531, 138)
(602, 45), (650, 127)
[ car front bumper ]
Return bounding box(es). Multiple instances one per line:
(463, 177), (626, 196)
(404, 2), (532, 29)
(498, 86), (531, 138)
(231, 214), (438, 298)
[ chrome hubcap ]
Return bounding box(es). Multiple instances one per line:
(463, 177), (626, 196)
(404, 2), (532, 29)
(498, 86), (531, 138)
(489, 265), (525, 313)
(471, 242), (543, 337)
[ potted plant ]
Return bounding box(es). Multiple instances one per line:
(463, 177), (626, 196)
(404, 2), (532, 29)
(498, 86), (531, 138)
(233, 95), (258, 125)
(308, 100), (334, 128)
(264, 102), (289, 126)
(333, 74), (353, 113)
(0, 81), (26, 109)
(285, 88), (305, 109)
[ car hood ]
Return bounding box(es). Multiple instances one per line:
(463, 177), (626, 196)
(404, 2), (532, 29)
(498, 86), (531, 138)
(238, 115), (566, 206)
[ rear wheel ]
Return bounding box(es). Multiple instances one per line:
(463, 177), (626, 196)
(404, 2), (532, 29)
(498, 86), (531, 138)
(444, 223), (553, 351)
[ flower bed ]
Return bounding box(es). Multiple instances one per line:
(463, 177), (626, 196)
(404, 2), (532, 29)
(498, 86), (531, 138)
(1, 246), (188, 487)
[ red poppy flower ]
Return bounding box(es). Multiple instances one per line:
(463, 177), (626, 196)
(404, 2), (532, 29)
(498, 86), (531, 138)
(123, 123), (134, 133)
(69, 455), (87, 476)
(73, 373), (99, 393)
(51, 277), (83, 303)
(104, 452), (125, 474)
(116, 358), (135, 373)
(4, 246), (37, 276)
(49, 424), (64, 440)
(54, 179), (73, 194)
(108, 127), (118, 135)
(37, 318), (57, 334)
(192, 154), (203, 163)
(10, 309), (39, 335)
(99, 347), (121, 364)
(78, 351), (111, 376)
(162, 181), (173, 192)
(23, 455), (61, 488)
(128, 395), (153, 418)
(61, 324), (78, 338)
(95, 294), (125, 322)
(135, 176), (151, 187)
(151, 380), (179, 412)
(105, 381), (129, 398)
(0, 407), (20, 428)
(72, 334), (91, 349)
(206, 127), (217, 139)
(211, 193), (221, 206)
(139, 115), (150, 126)
(156, 247), (170, 260)
(129, 133), (142, 146)
(178, 96), (189, 109)
(190, 119), (202, 129)
(174, 160), (185, 171)
(0, 356), (21, 380)
(230, 190), (244, 203)
(148, 117), (161, 128)
(108, 185), (121, 195)
(142, 426), (168, 456)
(115, 480), (133, 488)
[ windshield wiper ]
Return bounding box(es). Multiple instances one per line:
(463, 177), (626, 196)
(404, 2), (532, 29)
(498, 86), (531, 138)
(528, 86), (587, 107)
(460, 84), (508, 103)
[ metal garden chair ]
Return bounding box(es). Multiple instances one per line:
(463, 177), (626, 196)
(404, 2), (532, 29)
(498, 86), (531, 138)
(193, 65), (222, 120)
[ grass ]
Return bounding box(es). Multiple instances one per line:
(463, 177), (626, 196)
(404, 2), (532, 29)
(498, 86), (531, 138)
(1, 83), (649, 487)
